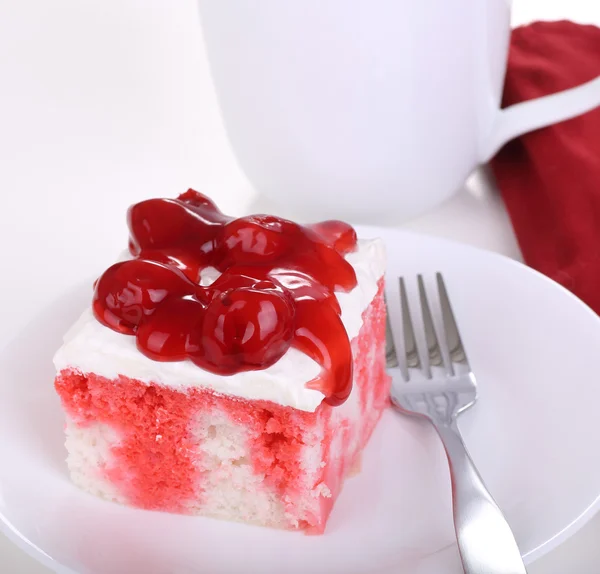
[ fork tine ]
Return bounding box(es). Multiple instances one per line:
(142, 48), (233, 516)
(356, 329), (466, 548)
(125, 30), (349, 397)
(399, 277), (421, 377)
(417, 275), (445, 377)
(436, 273), (469, 372)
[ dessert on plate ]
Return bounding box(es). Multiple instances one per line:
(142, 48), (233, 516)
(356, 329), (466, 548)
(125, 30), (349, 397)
(53, 190), (389, 533)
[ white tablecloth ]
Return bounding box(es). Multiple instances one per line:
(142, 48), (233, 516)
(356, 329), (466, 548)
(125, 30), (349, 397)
(0, 0), (598, 571)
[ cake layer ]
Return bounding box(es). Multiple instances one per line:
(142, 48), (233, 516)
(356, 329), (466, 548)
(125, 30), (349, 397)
(54, 238), (385, 412)
(54, 280), (390, 531)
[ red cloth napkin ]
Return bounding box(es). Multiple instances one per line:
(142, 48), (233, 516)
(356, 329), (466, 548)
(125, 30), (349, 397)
(490, 20), (600, 312)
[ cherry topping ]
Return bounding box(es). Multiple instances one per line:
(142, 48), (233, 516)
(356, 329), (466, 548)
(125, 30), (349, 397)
(294, 300), (353, 406)
(93, 259), (194, 335)
(200, 284), (294, 373)
(136, 296), (205, 361)
(92, 190), (360, 405)
(219, 215), (290, 266)
(308, 220), (358, 255)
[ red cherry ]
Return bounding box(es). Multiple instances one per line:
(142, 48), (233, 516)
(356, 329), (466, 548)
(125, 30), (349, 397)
(308, 220), (357, 254)
(128, 197), (223, 253)
(219, 215), (294, 266)
(199, 286), (295, 373)
(177, 189), (225, 218)
(93, 260), (194, 334)
(129, 199), (193, 252)
(136, 296), (205, 361)
(268, 269), (341, 315)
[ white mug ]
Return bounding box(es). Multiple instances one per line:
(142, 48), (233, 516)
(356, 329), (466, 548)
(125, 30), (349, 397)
(198, 0), (600, 222)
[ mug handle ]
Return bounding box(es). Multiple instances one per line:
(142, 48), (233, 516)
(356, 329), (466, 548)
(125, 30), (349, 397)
(479, 75), (600, 162)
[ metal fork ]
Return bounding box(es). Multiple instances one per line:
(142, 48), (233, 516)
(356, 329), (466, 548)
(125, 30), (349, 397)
(387, 273), (527, 574)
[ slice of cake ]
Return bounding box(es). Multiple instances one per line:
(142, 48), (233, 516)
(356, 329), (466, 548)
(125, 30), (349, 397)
(53, 190), (389, 533)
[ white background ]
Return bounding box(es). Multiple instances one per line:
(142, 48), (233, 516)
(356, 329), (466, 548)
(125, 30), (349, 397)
(0, 0), (599, 572)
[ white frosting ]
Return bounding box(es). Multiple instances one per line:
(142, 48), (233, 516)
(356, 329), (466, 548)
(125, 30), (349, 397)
(54, 238), (385, 412)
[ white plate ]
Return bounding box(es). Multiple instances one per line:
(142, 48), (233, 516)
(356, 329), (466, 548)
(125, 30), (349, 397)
(1, 225), (600, 574)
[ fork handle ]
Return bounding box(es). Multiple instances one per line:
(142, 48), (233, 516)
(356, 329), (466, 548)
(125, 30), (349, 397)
(434, 422), (528, 574)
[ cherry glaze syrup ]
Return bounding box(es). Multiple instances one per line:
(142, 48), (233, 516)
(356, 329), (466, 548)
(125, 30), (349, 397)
(93, 190), (358, 405)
